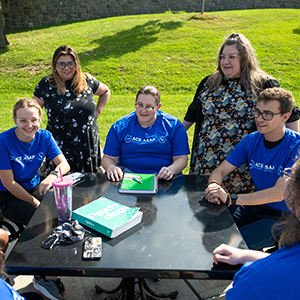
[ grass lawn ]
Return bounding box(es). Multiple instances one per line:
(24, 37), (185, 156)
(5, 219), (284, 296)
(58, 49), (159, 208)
(1, 9), (300, 173)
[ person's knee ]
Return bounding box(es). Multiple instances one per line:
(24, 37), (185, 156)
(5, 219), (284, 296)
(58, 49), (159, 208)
(0, 229), (9, 253)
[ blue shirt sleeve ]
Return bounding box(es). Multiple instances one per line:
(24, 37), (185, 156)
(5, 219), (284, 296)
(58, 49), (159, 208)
(103, 125), (122, 157)
(170, 121), (190, 156)
(226, 135), (249, 167)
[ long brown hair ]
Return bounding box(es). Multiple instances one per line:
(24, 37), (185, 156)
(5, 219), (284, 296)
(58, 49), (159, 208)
(47, 45), (89, 95)
(209, 33), (273, 97)
(276, 158), (300, 248)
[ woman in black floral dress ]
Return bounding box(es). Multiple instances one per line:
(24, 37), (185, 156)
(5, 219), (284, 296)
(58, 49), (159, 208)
(34, 45), (110, 174)
(183, 33), (299, 194)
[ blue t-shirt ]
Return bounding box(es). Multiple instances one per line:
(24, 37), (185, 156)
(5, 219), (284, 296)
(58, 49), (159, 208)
(226, 129), (300, 211)
(0, 128), (62, 191)
(227, 243), (300, 300)
(104, 111), (190, 173)
(0, 277), (25, 300)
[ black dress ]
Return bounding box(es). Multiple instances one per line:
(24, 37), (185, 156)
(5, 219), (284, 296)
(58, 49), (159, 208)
(34, 75), (101, 174)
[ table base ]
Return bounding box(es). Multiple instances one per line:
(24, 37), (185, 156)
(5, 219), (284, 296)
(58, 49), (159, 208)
(95, 278), (178, 300)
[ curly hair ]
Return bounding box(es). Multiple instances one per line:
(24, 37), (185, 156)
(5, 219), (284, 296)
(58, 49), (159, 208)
(275, 158), (300, 248)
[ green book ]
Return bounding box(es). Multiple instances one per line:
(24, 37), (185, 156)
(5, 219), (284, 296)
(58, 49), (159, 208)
(72, 196), (143, 238)
(119, 173), (158, 194)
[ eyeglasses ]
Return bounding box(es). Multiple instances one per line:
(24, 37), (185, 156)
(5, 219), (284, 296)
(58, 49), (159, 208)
(251, 109), (282, 121)
(282, 168), (299, 181)
(16, 118), (41, 125)
(219, 53), (240, 62)
(135, 103), (155, 112)
(56, 61), (76, 69)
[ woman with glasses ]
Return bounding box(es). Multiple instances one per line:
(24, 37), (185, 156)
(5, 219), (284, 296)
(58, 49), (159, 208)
(0, 98), (70, 226)
(212, 158), (300, 299)
(183, 33), (299, 194)
(33, 45), (111, 174)
(102, 86), (190, 181)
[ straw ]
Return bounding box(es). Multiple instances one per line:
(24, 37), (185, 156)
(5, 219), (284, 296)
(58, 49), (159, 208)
(59, 167), (63, 181)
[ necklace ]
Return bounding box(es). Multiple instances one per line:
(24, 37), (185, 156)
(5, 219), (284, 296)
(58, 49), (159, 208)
(15, 129), (34, 151)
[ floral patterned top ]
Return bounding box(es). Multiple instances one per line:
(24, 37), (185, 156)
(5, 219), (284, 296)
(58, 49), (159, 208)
(185, 75), (283, 193)
(34, 75), (101, 174)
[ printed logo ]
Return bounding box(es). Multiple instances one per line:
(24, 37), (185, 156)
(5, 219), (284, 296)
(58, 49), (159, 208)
(158, 136), (166, 144)
(124, 135), (132, 143)
(38, 152), (45, 160)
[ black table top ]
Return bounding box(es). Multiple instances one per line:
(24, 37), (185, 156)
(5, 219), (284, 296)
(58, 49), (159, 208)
(5, 174), (247, 279)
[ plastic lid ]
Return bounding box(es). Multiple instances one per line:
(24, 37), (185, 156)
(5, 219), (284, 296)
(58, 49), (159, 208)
(52, 177), (73, 187)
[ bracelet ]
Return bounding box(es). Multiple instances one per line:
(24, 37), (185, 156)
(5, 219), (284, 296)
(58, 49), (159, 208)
(50, 170), (59, 178)
(206, 180), (220, 188)
(225, 193), (232, 207)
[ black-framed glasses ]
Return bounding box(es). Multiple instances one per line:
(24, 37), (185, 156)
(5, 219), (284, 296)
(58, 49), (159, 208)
(218, 53), (240, 62)
(251, 109), (282, 121)
(56, 61), (76, 69)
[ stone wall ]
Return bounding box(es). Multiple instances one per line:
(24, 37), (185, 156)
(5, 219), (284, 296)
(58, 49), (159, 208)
(2, 0), (300, 32)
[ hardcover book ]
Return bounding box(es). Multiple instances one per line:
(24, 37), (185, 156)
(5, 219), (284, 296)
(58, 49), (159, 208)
(72, 196), (143, 238)
(119, 173), (158, 194)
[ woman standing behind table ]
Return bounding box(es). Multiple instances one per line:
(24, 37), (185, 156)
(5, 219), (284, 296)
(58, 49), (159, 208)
(33, 45), (111, 174)
(102, 85), (190, 181)
(0, 98), (70, 226)
(183, 33), (299, 194)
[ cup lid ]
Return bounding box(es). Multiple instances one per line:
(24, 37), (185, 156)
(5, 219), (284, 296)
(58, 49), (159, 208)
(52, 177), (73, 187)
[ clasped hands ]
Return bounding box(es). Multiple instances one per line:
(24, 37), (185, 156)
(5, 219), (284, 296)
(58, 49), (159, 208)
(204, 182), (227, 205)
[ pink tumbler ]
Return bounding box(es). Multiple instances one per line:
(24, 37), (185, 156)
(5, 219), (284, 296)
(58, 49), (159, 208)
(52, 177), (73, 222)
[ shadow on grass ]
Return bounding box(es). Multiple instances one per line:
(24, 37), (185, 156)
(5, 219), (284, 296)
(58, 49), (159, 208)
(293, 27), (300, 35)
(78, 19), (183, 62)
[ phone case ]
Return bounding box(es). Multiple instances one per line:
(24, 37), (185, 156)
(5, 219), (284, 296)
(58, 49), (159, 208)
(82, 237), (102, 260)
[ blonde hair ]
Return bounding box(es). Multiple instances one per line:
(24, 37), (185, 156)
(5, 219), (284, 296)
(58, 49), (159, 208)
(13, 98), (42, 118)
(47, 45), (89, 95)
(209, 33), (273, 97)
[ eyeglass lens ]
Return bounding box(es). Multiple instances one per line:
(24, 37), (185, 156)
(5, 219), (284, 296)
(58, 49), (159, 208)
(219, 54), (240, 62)
(57, 62), (76, 69)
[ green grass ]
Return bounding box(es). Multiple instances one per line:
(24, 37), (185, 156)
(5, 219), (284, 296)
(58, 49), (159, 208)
(1, 9), (300, 173)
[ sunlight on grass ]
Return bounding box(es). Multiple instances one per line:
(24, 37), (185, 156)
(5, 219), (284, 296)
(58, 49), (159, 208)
(1, 9), (300, 174)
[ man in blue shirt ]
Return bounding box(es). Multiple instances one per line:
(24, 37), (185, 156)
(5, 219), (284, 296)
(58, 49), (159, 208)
(204, 87), (300, 249)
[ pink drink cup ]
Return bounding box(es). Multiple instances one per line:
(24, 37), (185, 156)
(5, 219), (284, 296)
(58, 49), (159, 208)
(52, 177), (73, 222)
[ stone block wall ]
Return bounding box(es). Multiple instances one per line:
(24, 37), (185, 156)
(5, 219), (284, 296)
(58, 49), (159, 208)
(2, 0), (300, 32)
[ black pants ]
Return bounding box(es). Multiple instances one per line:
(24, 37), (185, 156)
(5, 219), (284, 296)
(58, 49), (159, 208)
(0, 185), (44, 226)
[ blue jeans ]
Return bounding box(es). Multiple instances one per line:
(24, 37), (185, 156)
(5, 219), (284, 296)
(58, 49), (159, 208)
(229, 205), (284, 250)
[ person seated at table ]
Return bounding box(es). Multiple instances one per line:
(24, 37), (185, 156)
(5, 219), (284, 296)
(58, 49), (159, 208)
(102, 85), (190, 181)
(212, 157), (300, 299)
(204, 87), (300, 250)
(0, 228), (44, 300)
(0, 98), (70, 227)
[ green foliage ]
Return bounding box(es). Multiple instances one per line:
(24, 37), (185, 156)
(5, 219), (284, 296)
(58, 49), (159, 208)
(1, 9), (300, 173)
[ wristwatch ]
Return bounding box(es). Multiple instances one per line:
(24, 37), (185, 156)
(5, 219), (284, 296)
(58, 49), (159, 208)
(225, 193), (238, 207)
(50, 170), (59, 177)
(230, 194), (238, 206)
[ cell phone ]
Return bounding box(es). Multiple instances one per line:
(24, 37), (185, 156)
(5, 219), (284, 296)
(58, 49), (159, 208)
(82, 237), (102, 260)
(64, 172), (85, 184)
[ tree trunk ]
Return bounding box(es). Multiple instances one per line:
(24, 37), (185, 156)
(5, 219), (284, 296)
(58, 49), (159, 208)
(0, 0), (9, 47)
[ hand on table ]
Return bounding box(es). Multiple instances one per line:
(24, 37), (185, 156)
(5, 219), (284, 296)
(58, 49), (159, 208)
(213, 244), (246, 266)
(157, 166), (175, 181)
(106, 165), (123, 182)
